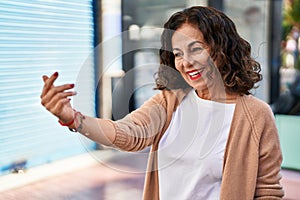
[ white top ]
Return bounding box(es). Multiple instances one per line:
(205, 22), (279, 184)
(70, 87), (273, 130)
(158, 90), (236, 200)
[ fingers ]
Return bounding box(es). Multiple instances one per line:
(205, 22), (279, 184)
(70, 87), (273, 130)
(41, 72), (58, 98)
(41, 75), (50, 98)
(42, 83), (75, 102)
(41, 84), (75, 108)
(42, 75), (48, 82)
(40, 72), (76, 118)
(46, 92), (75, 117)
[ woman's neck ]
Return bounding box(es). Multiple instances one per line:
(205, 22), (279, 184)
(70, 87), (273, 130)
(195, 89), (237, 104)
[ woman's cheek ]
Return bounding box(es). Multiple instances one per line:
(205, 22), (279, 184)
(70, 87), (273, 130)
(174, 60), (182, 71)
(195, 53), (209, 64)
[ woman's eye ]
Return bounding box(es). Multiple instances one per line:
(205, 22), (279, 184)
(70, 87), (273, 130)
(191, 47), (203, 52)
(173, 52), (182, 57)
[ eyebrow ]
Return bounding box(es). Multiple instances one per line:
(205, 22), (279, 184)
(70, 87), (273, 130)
(172, 41), (205, 51)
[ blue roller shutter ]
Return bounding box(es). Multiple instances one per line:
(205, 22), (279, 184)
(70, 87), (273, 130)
(0, 0), (96, 175)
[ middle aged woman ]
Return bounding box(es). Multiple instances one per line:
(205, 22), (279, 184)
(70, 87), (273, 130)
(41, 6), (284, 200)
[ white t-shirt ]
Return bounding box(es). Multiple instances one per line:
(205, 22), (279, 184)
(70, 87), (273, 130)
(158, 90), (236, 200)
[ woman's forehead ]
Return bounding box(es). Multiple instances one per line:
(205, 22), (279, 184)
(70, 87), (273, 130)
(172, 24), (203, 40)
(171, 24), (205, 47)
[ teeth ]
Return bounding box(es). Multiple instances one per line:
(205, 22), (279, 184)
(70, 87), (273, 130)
(189, 71), (200, 76)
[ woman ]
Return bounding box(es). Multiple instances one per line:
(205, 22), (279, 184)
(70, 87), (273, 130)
(41, 6), (284, 199)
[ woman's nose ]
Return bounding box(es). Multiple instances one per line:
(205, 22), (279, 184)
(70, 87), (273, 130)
(182, 56), (194, 68)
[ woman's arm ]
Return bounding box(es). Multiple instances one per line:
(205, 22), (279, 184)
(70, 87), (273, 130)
(40, 72), (117, 146)
(67, 95), (168, 151)
(255, 105), (284, 199)
(40, 72), (167, 151)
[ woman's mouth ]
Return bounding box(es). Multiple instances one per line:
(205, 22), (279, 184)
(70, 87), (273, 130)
(186, 69), (203, 80)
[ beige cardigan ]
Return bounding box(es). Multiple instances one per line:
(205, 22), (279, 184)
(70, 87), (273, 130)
(111, 89), (284, 199)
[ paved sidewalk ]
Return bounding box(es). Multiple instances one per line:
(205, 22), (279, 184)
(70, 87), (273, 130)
(0, 164), (144, 200)
(0, 150), (147, 200)
(1, 150), (300, 200)
(281, 169), (300, 200)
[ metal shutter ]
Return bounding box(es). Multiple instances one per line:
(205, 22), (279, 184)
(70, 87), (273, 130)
(0, 0), (96, 175)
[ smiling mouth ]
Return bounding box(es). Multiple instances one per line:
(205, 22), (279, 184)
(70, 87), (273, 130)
(186, 69), (203, 80)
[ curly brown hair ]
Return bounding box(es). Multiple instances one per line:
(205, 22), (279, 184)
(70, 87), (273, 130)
(155, 6), (262, 95)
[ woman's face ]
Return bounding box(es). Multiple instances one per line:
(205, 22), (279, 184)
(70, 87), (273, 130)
(171, 23), (217, 96)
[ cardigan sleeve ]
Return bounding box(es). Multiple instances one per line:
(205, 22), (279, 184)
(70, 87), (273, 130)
(111, 92), (168, 152)
(254, 103), (284, 199)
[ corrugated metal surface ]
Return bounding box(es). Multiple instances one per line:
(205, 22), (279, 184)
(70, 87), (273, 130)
(0, 0), (96, 175)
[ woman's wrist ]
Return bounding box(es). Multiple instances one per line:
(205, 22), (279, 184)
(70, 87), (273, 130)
(58, 117), (75, 127)
(58, 109), (78, 130)
(58, 109), (90, 137)
(67, 110), (85, 132)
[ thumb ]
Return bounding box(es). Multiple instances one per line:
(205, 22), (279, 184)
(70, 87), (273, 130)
(42, 75), (49, 82)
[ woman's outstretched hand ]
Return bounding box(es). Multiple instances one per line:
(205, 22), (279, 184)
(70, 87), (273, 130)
(40, 72), (77, 124)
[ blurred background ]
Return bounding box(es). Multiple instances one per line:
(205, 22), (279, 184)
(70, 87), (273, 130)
(0, 0), (300, 199)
